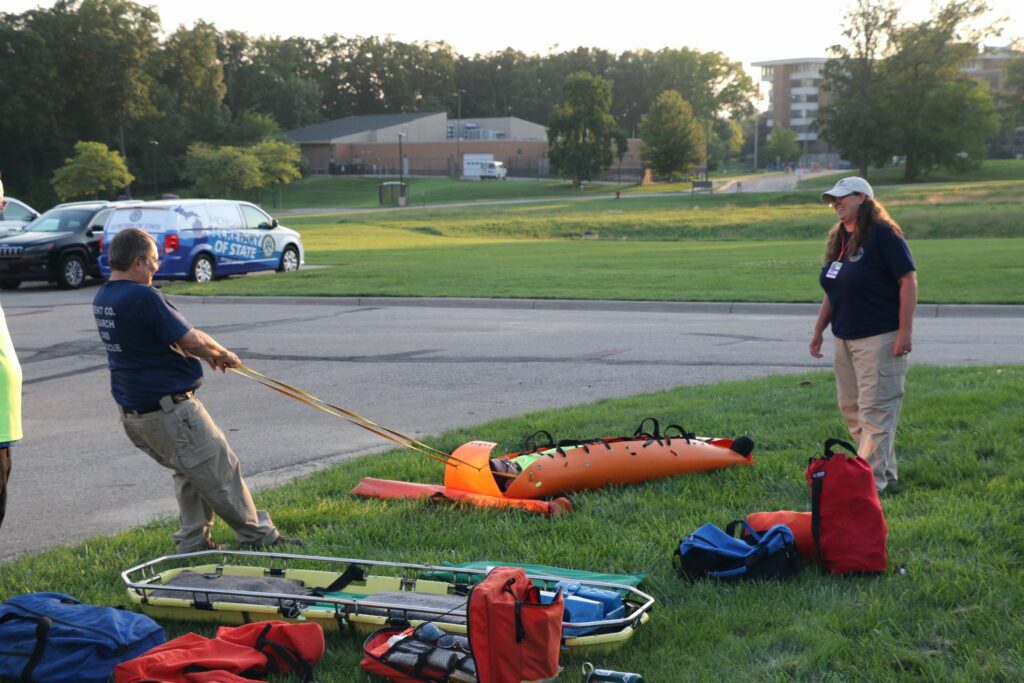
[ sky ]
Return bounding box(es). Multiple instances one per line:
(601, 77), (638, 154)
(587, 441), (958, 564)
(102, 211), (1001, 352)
(5, 0), (1022, 103)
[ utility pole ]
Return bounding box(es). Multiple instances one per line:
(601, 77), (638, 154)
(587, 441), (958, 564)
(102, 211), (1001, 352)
(398, 132), (406, 206)
(456, 89), (464, 180)
(753, 115), (758, 172)
(149, 140), (159, 196)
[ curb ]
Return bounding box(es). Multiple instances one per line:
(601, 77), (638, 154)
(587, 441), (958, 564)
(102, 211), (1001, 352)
(187, 295), (1024, 318)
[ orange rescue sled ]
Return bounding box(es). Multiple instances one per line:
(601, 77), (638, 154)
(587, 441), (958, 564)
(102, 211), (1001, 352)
(353, 419), (754, 514)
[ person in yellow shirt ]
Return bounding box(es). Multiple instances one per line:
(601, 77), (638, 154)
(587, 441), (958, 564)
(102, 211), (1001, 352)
(1, 175), (23, 530)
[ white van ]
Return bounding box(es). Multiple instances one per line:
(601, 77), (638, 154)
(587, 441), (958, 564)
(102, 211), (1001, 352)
(99, 199), (304, 283)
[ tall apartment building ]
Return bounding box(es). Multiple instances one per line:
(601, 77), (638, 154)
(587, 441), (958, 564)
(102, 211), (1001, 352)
(751, 57), (837, 166)
(755, 47), (1023, 165)
(962, 45), (1017, 92)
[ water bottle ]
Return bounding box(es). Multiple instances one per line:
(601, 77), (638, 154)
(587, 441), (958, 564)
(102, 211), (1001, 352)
(582, 662), (645, 682)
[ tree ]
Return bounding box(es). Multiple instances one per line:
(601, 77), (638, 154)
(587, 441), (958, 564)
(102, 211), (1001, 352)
(882, 0), (1000, 180)
(819, 0), (1002, 181)
(817, 0), (899, 178)
(50, 141), (134, 200)
(249, 140), (302, 187)
(764, 126), (801, 166)
(639, 91), (704, 179)
(222, 110), (281, 146)
(0, 0), (158, 204)
(709, 119), (745, 170)
(547, 72), (627, 186)
(994, 54), (1024, 156)
(58, 0), (160, 160)
(250, 139), (302, 205)
(184, 144), (261, 197)
(157, 21), (230, 141)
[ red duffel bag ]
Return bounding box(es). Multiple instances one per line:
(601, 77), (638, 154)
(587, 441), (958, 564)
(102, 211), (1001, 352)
(806, 439), (888, 574)
(468, 567), (563, 683)
(745, 510), (816, 561)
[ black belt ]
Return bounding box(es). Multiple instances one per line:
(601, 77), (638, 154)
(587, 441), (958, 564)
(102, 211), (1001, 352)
(120, 392), (194, 416)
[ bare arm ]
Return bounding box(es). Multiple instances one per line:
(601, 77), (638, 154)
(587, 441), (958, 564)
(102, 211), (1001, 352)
(809, 295), (831, 358)
(893, 271), (918, 356)
(175, 328), (240, 372)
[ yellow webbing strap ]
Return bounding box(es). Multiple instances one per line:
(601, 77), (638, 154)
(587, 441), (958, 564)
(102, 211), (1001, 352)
(229, 363), (480, 470)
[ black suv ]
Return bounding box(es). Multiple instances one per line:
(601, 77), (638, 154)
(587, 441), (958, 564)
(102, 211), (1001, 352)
(0, 201), (135, 290)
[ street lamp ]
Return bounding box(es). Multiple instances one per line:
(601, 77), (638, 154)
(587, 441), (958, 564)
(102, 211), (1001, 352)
(456, 88), (465, 179)
(149, 140), (159, 196)
(398, 132), (406, 205)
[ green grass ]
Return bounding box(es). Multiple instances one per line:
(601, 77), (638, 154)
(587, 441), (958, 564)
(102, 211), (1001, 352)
(166, 181), (1024, 303)
(798, 159), (1024, 191)
(170, 237), (1024, 304)
(261, 176), (636, 210)
(159, 178), (1024, 303)
(3, 366), (1022, 681)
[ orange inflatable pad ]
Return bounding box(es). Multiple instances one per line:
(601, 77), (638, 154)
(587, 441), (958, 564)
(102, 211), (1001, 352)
(746, 510), (817, 561)
(351, 477), (571, 516)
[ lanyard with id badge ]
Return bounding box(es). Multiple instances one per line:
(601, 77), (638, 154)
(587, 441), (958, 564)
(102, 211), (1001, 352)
(826, 232), (853, 280)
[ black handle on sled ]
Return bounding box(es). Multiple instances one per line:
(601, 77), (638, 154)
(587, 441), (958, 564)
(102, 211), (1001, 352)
(521, 430), (556, 452)
(634, 417), (660, 438)
(663, 424), (694, 443)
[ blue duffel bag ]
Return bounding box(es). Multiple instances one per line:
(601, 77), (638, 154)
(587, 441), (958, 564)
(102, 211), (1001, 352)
(675, 520), (801, 581)
(0, 592), (164, 683)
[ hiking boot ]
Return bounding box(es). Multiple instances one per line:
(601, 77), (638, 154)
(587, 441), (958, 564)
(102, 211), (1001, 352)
(240, 534), (304, 550)
(178, 539), (229, 553)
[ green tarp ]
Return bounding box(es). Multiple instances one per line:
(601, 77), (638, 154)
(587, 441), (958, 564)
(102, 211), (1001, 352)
(421, 561), (645, 588)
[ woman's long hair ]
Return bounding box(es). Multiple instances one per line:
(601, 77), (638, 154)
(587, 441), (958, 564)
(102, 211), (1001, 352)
(823, 196), (903, 264)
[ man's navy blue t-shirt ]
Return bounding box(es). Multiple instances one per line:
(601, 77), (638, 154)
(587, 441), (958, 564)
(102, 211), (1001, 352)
(93, 280), (203, 409)
(820, 223), (915, 340)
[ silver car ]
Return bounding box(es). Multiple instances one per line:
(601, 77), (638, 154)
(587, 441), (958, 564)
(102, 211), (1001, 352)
(0, 198), (39, 237)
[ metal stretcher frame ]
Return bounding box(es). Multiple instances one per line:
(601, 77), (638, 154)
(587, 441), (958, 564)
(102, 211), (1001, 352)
(121, 550), (654, 649)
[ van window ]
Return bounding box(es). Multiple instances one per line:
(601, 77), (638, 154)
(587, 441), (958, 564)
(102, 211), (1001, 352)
(206, 203), (243, 230)
(27, 209), (95, 233)
(241, 205), (272, 229)
(0, 202), (34, 222)
(174, 204), (210, 231)
(90, 209), (114, 231)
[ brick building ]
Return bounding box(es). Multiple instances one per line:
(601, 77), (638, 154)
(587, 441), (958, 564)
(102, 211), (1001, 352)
(287, 112), (647, 179)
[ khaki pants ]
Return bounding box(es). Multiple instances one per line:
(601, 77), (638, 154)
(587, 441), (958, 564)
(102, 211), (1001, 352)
(833, 330), (908, 492)
(121, 396), (278, 551)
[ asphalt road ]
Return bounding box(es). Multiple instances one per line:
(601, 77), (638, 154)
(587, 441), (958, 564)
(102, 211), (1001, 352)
(2, 281), (1021, 561)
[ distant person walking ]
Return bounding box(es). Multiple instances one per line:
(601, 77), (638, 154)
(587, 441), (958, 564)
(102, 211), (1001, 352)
(93, 228), (301, 552)
(809, 177), (917, 493)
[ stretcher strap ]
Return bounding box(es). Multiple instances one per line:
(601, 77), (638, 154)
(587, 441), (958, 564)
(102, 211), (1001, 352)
(229, 363), (479, 470)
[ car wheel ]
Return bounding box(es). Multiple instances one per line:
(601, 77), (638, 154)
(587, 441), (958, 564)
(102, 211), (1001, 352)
(0, 280), (21, 290)
(57, 253), (87, 289)
(189, 254), (215, 283)
(277, 245), (300, 273)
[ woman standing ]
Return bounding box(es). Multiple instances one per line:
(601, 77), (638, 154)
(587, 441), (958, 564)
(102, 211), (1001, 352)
(809, 177), (917, 493)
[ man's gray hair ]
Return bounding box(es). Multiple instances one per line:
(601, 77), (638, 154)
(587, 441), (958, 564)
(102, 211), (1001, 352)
(109, 228), (156, 272)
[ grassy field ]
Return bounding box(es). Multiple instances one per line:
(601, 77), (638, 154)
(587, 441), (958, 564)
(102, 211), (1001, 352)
(3, 366), (1021, 681)
(170, 237), (1023, 304)
(260, 176), (633, 210)
(165, 181), (1024, 303)
(798, 159), (1024, 191)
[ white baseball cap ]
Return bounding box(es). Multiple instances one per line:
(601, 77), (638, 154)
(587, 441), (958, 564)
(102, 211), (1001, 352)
(821, 176), (874, 204)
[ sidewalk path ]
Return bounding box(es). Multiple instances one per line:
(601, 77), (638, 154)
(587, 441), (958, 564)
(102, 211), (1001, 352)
(274, 172), (833, 217)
